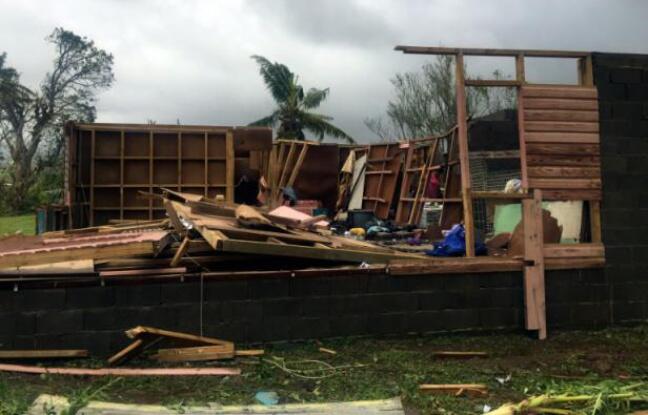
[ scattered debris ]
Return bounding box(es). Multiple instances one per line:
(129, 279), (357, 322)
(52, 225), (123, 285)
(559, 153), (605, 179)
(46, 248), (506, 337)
(255, 391), (280, 406)
(432, 351), (489, 359)
(318, 347), (337, 355)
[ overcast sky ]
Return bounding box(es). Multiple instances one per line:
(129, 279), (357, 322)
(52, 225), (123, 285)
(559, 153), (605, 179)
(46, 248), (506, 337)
(1, 0), (647, 142)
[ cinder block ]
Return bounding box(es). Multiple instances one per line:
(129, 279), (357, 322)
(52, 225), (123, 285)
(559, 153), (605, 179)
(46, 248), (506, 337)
(329, 315), (367, 336)
(418, 291), (447, 311)
(114, 285), (161, 307)
(613, 102), (644, 120)
(67, 286), (115, 308)
(290, 317), (330, 340)
(0, 313), (16, 335)
(300, 296), (330, 316)
(36, 310), (83, 334)
(0, 291), (16, 312)
(367, 312), (406, 335)
(262, 298), (300, 316)
(627, 85), (648, 100)
(221, 300), (263, 322)
(290, 277), (331, 297)
(479, 308), (518, 329)
(205, 280), (248, 301)
(612, 301), (646, 322)
(405, 311), (442, 333)
(611, 68), (642, 84)
(15, 313), (37, 335)
(330, 274), (369, 295)
(15, 289), (66, 311)
(83, 309), (117, 331)
(372, 293), (418, 312)
(438, 309), (480, 330)
(248, 279), (289, 299)
(160, 282), (202, 304)
(597, 83), (627, 100)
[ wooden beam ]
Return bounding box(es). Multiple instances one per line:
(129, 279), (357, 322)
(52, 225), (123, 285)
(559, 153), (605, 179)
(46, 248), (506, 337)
(515, 53), (525, 83)
(543, 243), (604, 258)
(395, 45), (590, 58)
(455, 53), (475, 257)
(286, 143), (308, 188)
(0, 350), (88, 359)
(107, 339), (144, 366)
(465, 79), (521, 87)
(170, 236), (191, 267)
(522, 189), (546, 339)
(0, 363), (240, 376)
(225, 130), (235, 203)
(589, 201), (602, 243)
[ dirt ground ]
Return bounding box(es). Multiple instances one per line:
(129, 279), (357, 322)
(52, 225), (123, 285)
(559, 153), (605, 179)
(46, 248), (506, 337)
(1, 325), (647, 414)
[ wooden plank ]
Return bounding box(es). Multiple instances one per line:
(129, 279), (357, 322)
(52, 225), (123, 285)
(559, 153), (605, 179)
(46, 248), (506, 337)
(465, 79), (521, 87)
(0, 350), (88, 359)
(286, 142), (308, 188)
(126, 326), (234, 348)
(0, 363), (240, 376)
(526, 143), (599, 156)
(542, 189), (602, 201)
(170, 236), (190, 267)
(220, 239), (414, 264)
(107, 339), (144, 366)
(455, 53), (475, 257)
(543, 243), (604, 258)
(471, 191), (531, 200)
(522, 86), (597, 99)
(524, 98), (598, 111)
(522, 189), (546, 339)
(527, 166), (600, 178)
(579, 55), (594, 86)
(524, 109), (598, 122)
(90, 129), (96, 227)
(225, 130), (235, 203)
(545, 256), (605, 270)
(395, 45), (590, 58)
(525, 121), (599, 133)
(515, 53), (525, 83)
(151, 344), (235, 362)
(526, 154), (600, 167)
(0, 241), (155, 269)
(528, 178), (601, 189)
(517, 88), (529, 189)
(388, 257), (523, 275)
(525, 132), (599, 144)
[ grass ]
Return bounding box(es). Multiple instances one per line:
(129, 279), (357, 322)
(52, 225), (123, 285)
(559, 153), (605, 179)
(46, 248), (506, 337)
(0, 214), (35, 236)
(0, 326), (647, 414)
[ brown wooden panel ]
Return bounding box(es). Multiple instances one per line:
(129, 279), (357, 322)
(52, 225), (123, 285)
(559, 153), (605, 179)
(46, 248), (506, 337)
(526, 143), (599, 156)
(525, 121), (599, 133)
(528, 178), (601, 189)
(153, 160), (178, 184)
(524, 109), (598, 122)
(542, 189), (602, 201)
(207, 133), (226, 158)
(527, 166), (600, 178)
(525, 132), (599, 144)
(526, 154), (600, 167)
(124, 132), (150, 157)
(94, 160), (120, 185)
(181, 160), (204, 184)
(524, 98), (598, 111)
(543, 243), (604, 258)
(95, 131), (121, 157)
(124, 160), (150, 185)
(207, 160), (226, 184)
(522, 86), (597, 99)
(153, 133), (178, 157)
(181, 133), (205, 159)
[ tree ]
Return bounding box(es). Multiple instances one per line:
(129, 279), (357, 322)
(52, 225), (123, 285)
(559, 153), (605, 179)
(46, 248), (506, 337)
(365, 55), (516, 141)
(249, 55), (354, 143)
(0, 28), (114, 211)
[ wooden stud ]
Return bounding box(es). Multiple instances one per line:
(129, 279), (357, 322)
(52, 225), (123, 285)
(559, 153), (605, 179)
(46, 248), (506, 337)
(120, 130), (125, 220)
(90, 129), (95, 226)
(204, 131), (209, 198)
(170, 236), (191, 267)
(589, 201), (602, 243)
(522, 189), (546, 339)
(455, 53), (475, 257)
(0, 350), (88, 359)
(178, 132), (182, 192)
(148, 131), (154, 220)
(0, 363), (240, 377)
(515, 53), (525, 83)
(286, 142), (308, 188)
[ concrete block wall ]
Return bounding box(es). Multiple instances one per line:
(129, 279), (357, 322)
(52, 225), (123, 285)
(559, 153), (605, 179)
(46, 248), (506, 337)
(594, 52), (648, 323)
(0, 52), (646, 354)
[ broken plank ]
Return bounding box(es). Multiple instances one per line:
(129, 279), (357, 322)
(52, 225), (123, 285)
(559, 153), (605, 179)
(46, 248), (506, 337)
(170, 236), (190, 267)
(125, 326), (233, 348)
(0, 363), (240, 376)
(219, 239), (415, 264)
(107, 339), (144, 366)
(151, 344), (235, 362)
(0, 350), (88, 359)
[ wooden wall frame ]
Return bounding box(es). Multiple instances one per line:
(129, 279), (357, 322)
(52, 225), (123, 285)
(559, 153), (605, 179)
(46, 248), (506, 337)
(395, 45), (605, 339)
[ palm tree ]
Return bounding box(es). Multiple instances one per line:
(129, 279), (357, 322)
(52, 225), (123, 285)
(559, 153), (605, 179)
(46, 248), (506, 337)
(249, 55), (354, 143)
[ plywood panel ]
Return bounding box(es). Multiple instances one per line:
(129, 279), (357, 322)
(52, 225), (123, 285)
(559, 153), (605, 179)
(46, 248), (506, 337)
(94, 160), (120, 185)
(153, 160), (178, 184)
(95, 131), (121, 157)
(153, 133), (178, 157)
(124, 160), (150, 185)
(181, 133), (205, 159)
(124, 132), (149, 157)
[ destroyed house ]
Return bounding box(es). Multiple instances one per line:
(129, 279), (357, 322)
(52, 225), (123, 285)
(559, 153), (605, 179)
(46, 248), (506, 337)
(1, 47), (647, 354)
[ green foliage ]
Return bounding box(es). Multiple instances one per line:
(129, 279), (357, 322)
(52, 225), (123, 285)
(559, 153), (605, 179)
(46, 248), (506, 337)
(250, 55), (354, 143)
(366, 55), (517, 141)
(0, 27), (114, 213)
